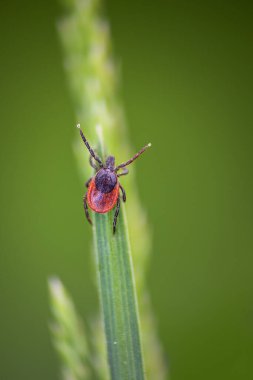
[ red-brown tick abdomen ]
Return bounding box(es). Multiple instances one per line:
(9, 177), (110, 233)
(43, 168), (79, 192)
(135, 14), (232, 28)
(87, 178), (119, 213)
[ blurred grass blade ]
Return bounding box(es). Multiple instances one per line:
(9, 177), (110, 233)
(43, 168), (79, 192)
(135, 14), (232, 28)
(57, 0), (167, 378)
(48, 277), (92, 380)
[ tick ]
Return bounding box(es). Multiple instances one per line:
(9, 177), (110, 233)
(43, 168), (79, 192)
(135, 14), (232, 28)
(77, 124), (151, 233)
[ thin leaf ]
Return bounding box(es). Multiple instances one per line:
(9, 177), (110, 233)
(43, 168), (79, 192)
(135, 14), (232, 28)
(89, 132), (145, 379)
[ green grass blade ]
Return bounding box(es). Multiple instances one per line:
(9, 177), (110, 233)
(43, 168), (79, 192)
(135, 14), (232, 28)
(89, 131), (145, 379)
(94, 209), (145, 379)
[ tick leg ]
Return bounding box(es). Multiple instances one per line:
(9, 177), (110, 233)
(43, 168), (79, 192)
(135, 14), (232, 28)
(89, 155), (99, 171)
(83, 193), (92, 225)
(77, 125), (103, 167)
(119, 184), (126, 202)
(116, 143), (151, 171)
(117, 168), (129, 177)
(113, 197), (121, 234)
(85, 177), (92, 188)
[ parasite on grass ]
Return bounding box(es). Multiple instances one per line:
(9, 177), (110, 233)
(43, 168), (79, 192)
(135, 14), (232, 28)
(77, 124), (151, 233)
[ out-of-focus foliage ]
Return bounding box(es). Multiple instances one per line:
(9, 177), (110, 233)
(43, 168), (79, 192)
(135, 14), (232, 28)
(49, 277), (92, 380)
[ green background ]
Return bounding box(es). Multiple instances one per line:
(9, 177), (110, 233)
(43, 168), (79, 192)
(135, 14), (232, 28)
(1, 0), (253, 379)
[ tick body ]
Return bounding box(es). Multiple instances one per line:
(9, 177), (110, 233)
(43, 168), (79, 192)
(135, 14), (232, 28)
(87, 170), (119, 213)
(77, 124), (151, 233)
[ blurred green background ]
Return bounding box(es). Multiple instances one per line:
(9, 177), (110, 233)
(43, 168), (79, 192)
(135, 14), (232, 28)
(1, 0), (253, 379)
